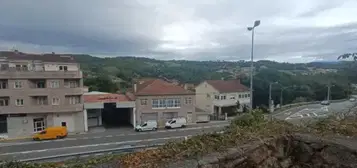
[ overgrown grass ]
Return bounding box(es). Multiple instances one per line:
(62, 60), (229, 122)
(2, 109), (357, 168)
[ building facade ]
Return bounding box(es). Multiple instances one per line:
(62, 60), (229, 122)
(0, 51), (85, 138)
(134, 79), (196, 127)
(195, 80), (250, 116)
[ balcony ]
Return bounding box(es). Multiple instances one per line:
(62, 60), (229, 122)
(0, 70), (82, 79)
(0, 104), (83, 114)
(213, 98), (250, 107)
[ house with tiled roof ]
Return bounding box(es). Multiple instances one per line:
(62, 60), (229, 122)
(133, 78), (198, 126)
(195, 79), (250, 116)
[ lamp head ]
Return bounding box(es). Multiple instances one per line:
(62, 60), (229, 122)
(247, 27), (253, 31)
(254, 20), (261, 27)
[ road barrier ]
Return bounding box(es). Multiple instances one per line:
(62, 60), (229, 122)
(18, 143), (165, 163)
(272, 98), (348, 114)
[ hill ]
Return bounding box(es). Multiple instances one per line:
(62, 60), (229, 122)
(73, 54), (354, 107)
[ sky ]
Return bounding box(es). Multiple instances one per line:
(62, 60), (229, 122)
(0, 0), (357, 63)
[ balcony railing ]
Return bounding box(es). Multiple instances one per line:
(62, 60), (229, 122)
(0, 69), (82, 79)
(0, 104), (83, 114)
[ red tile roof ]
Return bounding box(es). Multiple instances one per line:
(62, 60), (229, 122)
(84, 93), (133, 103)
(206, 80), (249, 93)
(0, 51), (77, 63)
(135, 79), (194, 96)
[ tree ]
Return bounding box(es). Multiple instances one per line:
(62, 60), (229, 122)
(235, 100), (241, 113)
(338, 53), (357, 60)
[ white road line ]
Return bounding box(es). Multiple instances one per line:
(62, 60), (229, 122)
(0, 124), (228, 147)
(0, 135), (194, 156)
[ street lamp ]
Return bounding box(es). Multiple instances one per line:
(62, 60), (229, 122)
(247, 20), (261, 109)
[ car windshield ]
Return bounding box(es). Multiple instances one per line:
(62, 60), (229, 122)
(167, 120), (172, 123)
(140, 123), (147, 127)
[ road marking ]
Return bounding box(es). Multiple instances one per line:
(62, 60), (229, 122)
(0, 124), (229, 147)
(0, 135), (195, 156)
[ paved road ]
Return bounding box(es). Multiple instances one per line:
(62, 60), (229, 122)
(273, 100), (356, 124)
(0, 122), (228, 161)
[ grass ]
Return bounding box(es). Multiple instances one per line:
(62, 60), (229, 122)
(2, 109), (357, 168)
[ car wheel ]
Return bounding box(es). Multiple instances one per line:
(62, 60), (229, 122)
(152, 127), (157, 131)
(56, 136), (61, 139)
(138, 129), (142, 132)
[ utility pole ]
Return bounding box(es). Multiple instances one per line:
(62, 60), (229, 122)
(327, 82), (331, 101)
(269, 83), (272, 109)
(280, 89), (283, 106)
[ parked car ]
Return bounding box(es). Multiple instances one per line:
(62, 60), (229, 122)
(135, 120), (157, 132)
(349, 98), (356, 102)
(33, 126), (67, 141)
(165, 117), (187, 129)
(320, 100), (330, 105)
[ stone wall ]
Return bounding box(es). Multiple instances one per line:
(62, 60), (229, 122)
(164, 134), (357, 168)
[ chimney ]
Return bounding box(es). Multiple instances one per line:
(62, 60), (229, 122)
(134, 83), (137, 93)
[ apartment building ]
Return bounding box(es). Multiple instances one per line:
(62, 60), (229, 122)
(0, 51), (85, 138)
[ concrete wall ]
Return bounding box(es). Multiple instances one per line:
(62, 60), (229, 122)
(6, 111), (84, 138)
(195, 81), (218, 113)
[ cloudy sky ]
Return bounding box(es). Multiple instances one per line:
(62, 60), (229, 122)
(0, 0), (357, 63)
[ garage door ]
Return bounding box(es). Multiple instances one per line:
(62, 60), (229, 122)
(88, 117), (99, 127)
(141, 113), (158, 122)
(196, 115), (209, 122)
(163, 112), (178, 120)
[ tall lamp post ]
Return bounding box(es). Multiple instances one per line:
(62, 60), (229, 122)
(247, 20), (261, 109)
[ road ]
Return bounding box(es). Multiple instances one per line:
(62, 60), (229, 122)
(0, 122), (229, 161)
(273, 100), (356, 124)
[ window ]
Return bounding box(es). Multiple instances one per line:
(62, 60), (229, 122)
(69, 96), (80, 104)
(0, 98), (9, 106)
(239, 94), (242, 98)
(36, 96), (47, 105)
(69, 81), (78, 88)
(36, 81), (46, 88)
(214, 95), (219, 100)
(61, 122), (67, 127)
(14, 81), (23, 88)
(220, 95), (226, 100)
(230, 96), (235, 100)
(15, 99), (24, 106)
(185, 97), (192, 104)
(206, 94), (210, 98)
(59, 66), (63, 70)
(140, 99), (147, 105)
(64, 66), (68, 71)
(152, 98), (181, 108)
(0, 80), (7, 89)
(33, 118), (46, 132)
(52, 97), (60, 105)
(15, 64), (27, 71)
(173, 98), (181, 107)
(50, 81), (60, 88)
(158, 99), (166, 108)
(152, 99), (159, 108)
(247, 94), (250, 97)
(244, 94), (248, 98)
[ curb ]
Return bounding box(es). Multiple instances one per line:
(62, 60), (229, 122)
(0, 136), (31, 142)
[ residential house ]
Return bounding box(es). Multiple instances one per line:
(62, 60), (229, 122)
(195, 80), (250, 116)
(0, 51), (84, 138)
(134, 79), (196, 127)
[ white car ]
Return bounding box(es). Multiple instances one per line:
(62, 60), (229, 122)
(349, 98), (356, 102)
(320, 100), (330, 105)
(135, 120), (157, 132)
(165, 117), (187, 129)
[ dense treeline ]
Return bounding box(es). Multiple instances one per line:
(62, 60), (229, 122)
(74, 54), (354, 107)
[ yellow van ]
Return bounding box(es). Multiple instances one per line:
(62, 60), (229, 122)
(33, 126), (68, 141)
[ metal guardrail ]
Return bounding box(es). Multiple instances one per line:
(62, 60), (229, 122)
(273, 99), (348, 114)
(18, 143), (165, 163)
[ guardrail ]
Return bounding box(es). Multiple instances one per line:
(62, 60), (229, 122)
(273, 98), (348, 114)
(17, 143), (164, 163)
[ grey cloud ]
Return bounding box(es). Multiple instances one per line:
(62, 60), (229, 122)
(0, 0), (356, 63)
